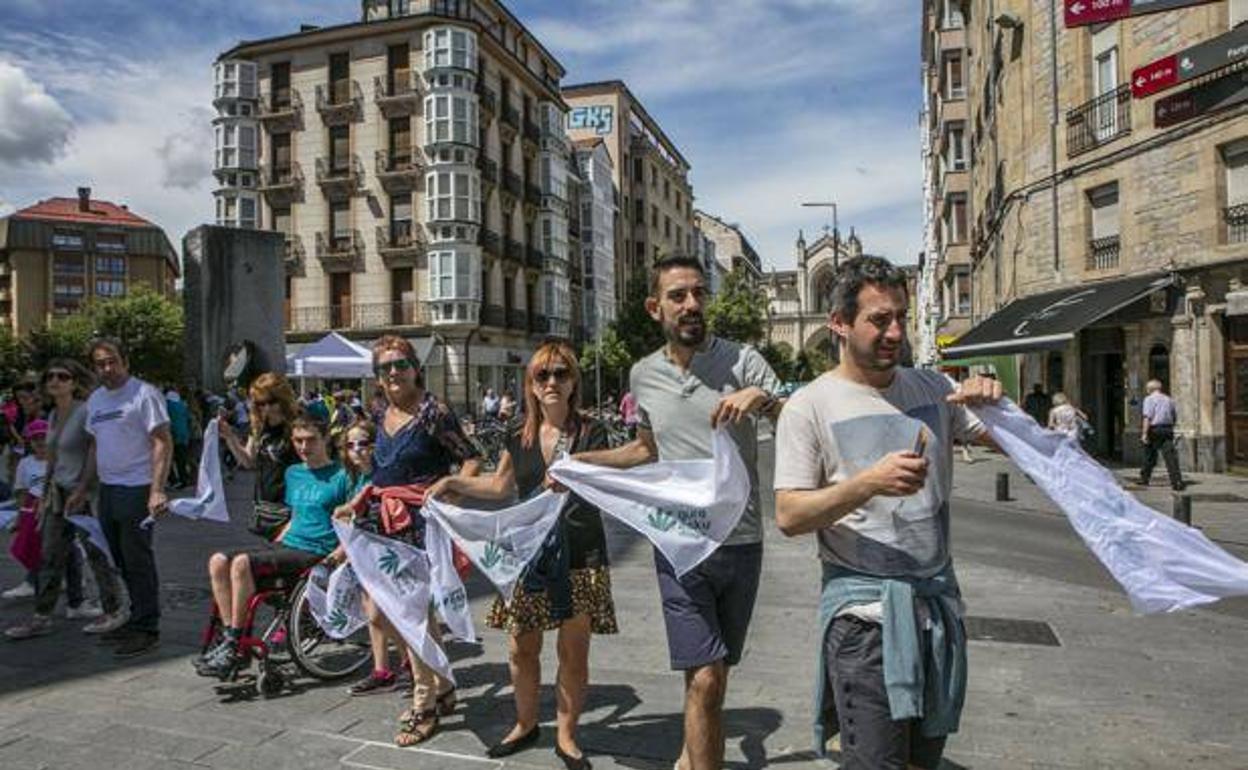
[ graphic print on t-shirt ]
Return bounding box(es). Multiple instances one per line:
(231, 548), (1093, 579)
(820, 403), (949, 576)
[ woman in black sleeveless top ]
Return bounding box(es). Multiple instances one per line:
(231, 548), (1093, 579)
(429, 340), (616, 770)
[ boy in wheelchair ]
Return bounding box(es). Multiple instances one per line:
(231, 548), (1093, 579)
(197, 414), (351, 678)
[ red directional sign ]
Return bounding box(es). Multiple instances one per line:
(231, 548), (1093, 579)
(1066, 0), (1219, 28)
(1132, 24), (1248, 98)
(1064, 0), (1130, 27)
(1155, 70), (1248, 128)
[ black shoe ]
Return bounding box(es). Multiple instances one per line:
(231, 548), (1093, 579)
(347, 670), (398, 696)
(555, 745), (592, 770)
(98, 625), (133, 644)
(486, 725), (540, 758)
(113, 631), (159, 658)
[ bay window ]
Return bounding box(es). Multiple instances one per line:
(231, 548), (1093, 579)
(425, 169), (481, 224)
(424, 92), (479, 147)
(426, 247), (482, 324)
(424, 27), (477, 73)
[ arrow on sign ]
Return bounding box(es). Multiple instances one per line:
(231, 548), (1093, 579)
(1070, 1), (1086, 13)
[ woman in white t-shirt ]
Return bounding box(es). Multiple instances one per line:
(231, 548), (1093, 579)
(1047, 392), (1088, 442)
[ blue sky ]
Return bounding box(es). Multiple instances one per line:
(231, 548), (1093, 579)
(0, 0), (922, 269)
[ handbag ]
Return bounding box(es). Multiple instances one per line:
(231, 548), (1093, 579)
(249, 500), (291, 541)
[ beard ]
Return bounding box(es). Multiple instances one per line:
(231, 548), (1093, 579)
(665, 313), (706, 347)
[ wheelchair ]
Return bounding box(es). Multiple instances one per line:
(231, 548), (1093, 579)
(199, 565), (371, 698)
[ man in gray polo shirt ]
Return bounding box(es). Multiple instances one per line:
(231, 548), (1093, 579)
(574, 255), (783, 770)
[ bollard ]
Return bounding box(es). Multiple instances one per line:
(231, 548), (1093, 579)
(996, 472), (1010, 502)
(1172, 493), (1192, 526)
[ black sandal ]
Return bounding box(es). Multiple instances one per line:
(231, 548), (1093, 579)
(395, 709), (439, 747)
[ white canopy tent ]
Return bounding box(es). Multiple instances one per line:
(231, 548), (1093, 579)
(286, 332), (374, 380)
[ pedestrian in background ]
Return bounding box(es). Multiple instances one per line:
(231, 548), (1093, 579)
(1047, 392), (1088, 443)
(1139, 379), (1185, 491)
(1023, 383), (1052, 426)
(79, 337), (173, 658)
(166, 388), (192, 489)
(219, 372), (302, 532)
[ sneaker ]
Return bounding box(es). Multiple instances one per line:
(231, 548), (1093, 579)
(1, 581), (35, 599)
(84, 610), (129, 635)
(195, 641), (240, 679)
(66, 601), (103, 620)
(5, 614), (53, 640)
(113, 630), (160, 658)
(348, 670), (398, 696)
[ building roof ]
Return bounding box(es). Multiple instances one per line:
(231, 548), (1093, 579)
(12, 197), (158, 229)
(563, 79), (692, 170)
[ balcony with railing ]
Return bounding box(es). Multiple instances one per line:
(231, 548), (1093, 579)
(477, 83), (497, 119)
(481, 304), (506, 328)
(375, 147), (424, 192)
(1087, 235), (1121, 271)
(501, 103), (520, 138)
(1067, 85), (1131, 157)
(376, 222), (424, 266)
(524, 182), (542, 209)
(529, 313), (548, 335)
(526, 245), (544, 270)
(507, 309), (528, 330)
(287, 300), (429, 333)
(478, 227), (501, 256)
(502, 170), (522, 205)
(258, 89), (302, 132)
(283, 234), (305, 272)
(315, 154), (363, 195)
(315, 80), (363, 126)
(477, 155), (499, 187)
(374, 71), (422, 118)
(315, 230), (363, 269)
(505, 237), (524, 264)
(258, 162), (304, 204)
(1225, 204), (1248, 244)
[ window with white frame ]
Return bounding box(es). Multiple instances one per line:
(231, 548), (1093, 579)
(1089, 183), (1119, 242)
(944, 193), (968, 245)
(942, 0), (965, 29)
(94, 255), (126, 298)
(946, 122), (967, 171)
(944, 54), (965, 100)
(215, 121), (257, 170)
(425, 170), (481, 223)
(424, 27), (478, 72)
(424, 93), (479, 146)
(214, 60), (257, 101)
(541, 213), (568, 263)
(1221, 140), (1248, 242)
(427, 248), (481, 323)
(954, 267), (971, 315)
(540, 153), (567, 200)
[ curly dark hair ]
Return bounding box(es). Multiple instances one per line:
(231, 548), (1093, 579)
(828, 256), (908, 323)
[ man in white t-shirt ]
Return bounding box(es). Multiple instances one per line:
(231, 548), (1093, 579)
(773, 257), (1002, 770)
(73, 338), (172, 658)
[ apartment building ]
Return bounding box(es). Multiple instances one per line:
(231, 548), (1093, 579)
(921, 0), (1248, 473)
(693, 210), (764, 284)
(0, 188), (178, 336)
(572, 138), (618, 342)
(211, 0), (573, 408)
(563, 81), (694, 302)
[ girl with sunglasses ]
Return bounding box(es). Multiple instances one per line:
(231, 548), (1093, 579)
(336, 335), (480, 747)
(218, 373), (301, 536)
(428, 340), (616, 770)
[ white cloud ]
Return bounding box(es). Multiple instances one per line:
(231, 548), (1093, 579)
(0, 196), (13, 217)
(157, 107), (215, 191)
(0, 60), (73, 164)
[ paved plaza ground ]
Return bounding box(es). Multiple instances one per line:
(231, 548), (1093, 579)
(1, 440), (1247, 769)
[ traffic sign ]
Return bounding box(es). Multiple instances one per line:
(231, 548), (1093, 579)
(1132, 24), (1248, 98)
(1155, 69), (1248, 128)
(1065, 0), (1219, 28)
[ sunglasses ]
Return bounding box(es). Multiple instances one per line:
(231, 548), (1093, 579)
(44, 371), (73, 383)
(375, 358), (416, 376)
(346, 440), (373, 451)
(535, 367), (572, 384)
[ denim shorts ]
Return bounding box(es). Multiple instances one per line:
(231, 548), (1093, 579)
(653, 542), (762, 670)
(824, 615), (948, 770)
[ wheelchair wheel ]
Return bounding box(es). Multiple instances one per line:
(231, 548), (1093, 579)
(286, 578), (371, 681)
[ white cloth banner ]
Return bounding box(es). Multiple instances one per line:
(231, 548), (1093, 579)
(66, 514), (116, 568)
(168, 422), (229, 523)
(424, 491), (568, 600)
(332, 520), (454, 683)
(548, 427), (750, 577)
(422, 514), (477, 640)
(305, 563), (368, 639)
(974, 401), (1248, 613)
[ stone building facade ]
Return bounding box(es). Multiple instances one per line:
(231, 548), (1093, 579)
(563, 81), (694, 302)
(0, 188), (179, 336)
(923, 0), (1248, 472)
(211, 0), (575, 410)
(764, 229), (865, 357)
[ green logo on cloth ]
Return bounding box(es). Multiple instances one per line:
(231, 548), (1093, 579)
(327, 608), (349, 633)
(481, 541), (505, 570)
(379, 548), (400, 577)
(649, 507), (711, 537)
(647, 510), (677, 532)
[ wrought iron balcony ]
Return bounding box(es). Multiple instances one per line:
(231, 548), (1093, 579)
(315, 155), (363, 195)
(502, 170), (522, 203)
(525, 183), (542, 208)
(1226, 204), (1248, 244)
(315, 230), (363, 268)
(477, 156), (499, 186)
(529, 313), (548, 334)
(478, 227), (501, 256)
(505, 237), (524, 263)
(477, 84), (497, 118)
(481, 304), (506, 328)
(376, 222), (424, 266)
(258, 162), (304, 204)
(315, 80), (363, 126)
(374, 72), (422, 118)
(258, 89), (302, 132)
(523, 118), (540, 145)
(1087, 235), (1121, 271)
(507, 309), (528, 330)
(501, 104), (520, 139)
(283, 234), (305, 272)
(287, 300), (429, 333)
(526, 245), (544, 270)
(1067, 85), (1131, 158)
(375, 147), (423, 192)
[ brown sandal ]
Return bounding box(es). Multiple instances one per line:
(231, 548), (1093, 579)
(395, 708), (439, 747)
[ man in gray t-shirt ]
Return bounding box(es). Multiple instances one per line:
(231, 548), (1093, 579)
(574, 255), (783, 770)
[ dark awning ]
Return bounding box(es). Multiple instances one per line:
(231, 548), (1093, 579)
(943, 272), (1175, 358)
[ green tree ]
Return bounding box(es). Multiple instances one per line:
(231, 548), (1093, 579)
(794, 347), (831, 382)
(613, 268), (665, 361)
(581, 326), (633, 401)
(706, 267), (767, 344)
(0, 326), (30, 389)
(760, 341), (795, 383)
(26, 285), (184, 384)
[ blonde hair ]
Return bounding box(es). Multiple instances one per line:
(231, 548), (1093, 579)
(339, 419), (376, 485)
(248, 372), (299, 439)
(1052, 392), (1068, 407)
